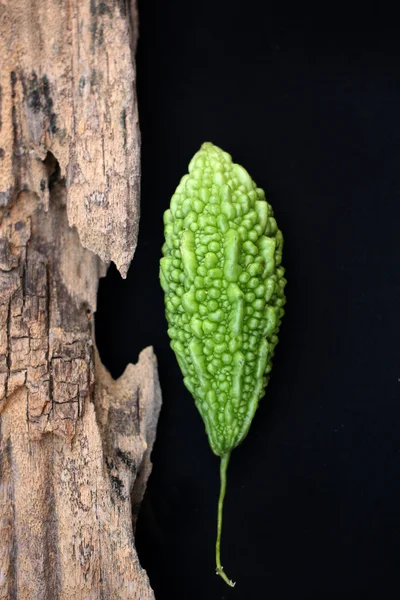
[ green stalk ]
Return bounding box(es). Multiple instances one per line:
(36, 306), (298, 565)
(215, 452), (236, 587)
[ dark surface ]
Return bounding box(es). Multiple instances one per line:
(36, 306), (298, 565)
(95, 3), (400, 599)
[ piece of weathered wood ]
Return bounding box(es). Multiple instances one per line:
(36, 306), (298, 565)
(0, 1), (160, 598)
(0, 0), (140, 277)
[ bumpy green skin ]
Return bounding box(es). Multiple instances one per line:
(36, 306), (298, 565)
(160, 142), (286, 457)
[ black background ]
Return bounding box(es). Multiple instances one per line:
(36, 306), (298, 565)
(95, 3), (400, 599)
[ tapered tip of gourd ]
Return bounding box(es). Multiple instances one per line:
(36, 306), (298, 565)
(216, 566), (236, 587)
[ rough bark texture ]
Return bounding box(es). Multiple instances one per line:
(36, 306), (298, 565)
(0, 1), (161, 598)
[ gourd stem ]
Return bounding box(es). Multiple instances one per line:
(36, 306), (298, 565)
(215, 451), (236, 587)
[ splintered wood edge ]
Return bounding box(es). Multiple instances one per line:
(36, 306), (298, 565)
(0, 0), (141, 278)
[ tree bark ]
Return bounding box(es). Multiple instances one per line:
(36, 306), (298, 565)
(0, 1), (161, 598)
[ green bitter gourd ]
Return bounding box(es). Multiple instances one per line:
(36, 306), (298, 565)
(160, 142), (286, 586)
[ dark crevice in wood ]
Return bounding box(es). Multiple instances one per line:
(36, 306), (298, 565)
(42, 151), (62, 191)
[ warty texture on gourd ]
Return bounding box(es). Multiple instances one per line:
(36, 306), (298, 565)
(160, 142), (286, 586)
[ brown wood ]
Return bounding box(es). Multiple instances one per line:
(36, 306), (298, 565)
(0, 1), (160, 598)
